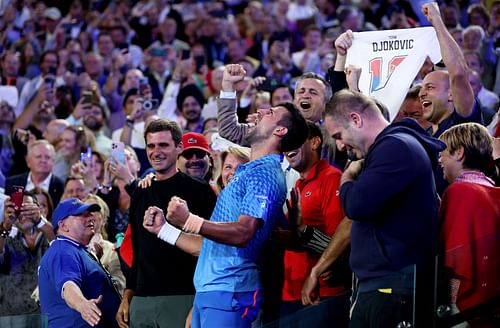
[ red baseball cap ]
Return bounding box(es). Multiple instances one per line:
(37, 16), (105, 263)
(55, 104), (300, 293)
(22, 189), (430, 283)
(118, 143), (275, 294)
(181, 132), (210, 154)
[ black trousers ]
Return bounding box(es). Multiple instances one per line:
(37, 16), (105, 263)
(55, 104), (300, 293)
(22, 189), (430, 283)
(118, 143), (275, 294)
(350, 291), (413, 328)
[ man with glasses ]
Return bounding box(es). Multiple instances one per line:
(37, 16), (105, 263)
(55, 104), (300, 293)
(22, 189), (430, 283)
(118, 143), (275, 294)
(39, 198), (121, 327)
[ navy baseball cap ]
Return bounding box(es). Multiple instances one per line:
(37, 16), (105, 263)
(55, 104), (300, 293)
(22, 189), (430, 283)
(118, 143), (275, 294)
(52, 198), (100, 232)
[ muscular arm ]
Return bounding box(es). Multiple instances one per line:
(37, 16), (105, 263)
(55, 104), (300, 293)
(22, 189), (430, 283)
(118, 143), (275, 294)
(308, 217), (351, 276)
(199, 215), (260, 247)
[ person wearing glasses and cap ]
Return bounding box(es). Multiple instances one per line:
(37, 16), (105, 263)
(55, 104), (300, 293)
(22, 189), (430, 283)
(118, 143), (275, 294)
(177, 132), (212, 182)
(38, 198), (121, 328)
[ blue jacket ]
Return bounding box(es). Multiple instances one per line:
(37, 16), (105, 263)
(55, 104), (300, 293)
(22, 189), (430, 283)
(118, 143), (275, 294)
(340, 119), (446, 290)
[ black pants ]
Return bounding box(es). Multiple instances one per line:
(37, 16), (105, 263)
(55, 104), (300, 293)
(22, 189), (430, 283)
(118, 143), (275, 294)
(350, 291), (413, 328)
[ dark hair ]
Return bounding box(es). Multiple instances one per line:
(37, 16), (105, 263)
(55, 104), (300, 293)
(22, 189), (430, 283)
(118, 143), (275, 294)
(144, 119), (183, 146)
(276, 102), (309, 152)
(270, 84), (294, 100)
(405, 85), (421, 100)
(306, 121), (323, 157)
(372, 98), (390, 121)
(123, 88), (139, 107)
(40, 50), (58, 67)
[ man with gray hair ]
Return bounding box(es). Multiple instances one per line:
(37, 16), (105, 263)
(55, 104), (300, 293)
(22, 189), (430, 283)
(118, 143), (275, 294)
(6, 140), (64, 204)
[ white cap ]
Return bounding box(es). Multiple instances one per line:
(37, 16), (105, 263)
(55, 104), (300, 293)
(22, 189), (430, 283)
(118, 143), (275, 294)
(44, 7), (62, 21)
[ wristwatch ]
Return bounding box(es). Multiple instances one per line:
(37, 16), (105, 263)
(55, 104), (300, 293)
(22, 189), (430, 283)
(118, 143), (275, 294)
(0, 223), (10, 238)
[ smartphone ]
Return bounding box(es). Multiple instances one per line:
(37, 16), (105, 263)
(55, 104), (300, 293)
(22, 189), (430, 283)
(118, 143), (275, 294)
(44, 76), (55, 88)
(139, 77), (149, 96)
(81, 90), (92, 104)
(194, 55), (205, 72)
(11, 186), (24, 214)
(80, 146), (92, 166)
(111, 141), (126, 164)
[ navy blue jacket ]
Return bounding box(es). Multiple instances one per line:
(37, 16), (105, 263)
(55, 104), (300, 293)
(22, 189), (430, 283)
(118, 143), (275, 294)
(340, 119), (446, 290)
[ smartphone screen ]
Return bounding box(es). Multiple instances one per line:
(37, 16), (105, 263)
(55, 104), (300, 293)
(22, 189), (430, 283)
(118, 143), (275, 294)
(80, 146), (92, 166)
(81, 91), (92, 104)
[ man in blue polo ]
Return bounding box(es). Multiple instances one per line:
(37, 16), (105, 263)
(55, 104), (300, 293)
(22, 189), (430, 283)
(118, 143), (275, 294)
(142, 64), (309, 328)
(38, 198), (121, 328)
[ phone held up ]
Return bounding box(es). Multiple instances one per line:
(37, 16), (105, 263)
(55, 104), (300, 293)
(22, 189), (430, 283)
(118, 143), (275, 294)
(11, 186), (24, 215)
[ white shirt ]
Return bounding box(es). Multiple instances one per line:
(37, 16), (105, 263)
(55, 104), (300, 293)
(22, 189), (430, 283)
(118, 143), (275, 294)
(25, 172), (52, 192)
(112, 121), (146, 149)
(346, 27), (442, 121)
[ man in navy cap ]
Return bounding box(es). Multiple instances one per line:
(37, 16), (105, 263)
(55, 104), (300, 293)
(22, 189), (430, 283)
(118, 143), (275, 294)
(38, 198), (121, 328)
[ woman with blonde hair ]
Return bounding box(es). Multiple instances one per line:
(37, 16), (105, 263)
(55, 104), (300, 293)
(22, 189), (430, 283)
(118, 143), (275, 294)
(215, 146), (251, 194)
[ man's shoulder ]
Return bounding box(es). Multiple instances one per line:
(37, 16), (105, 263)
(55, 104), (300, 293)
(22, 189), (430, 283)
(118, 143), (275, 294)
(5, 173), (28, 191)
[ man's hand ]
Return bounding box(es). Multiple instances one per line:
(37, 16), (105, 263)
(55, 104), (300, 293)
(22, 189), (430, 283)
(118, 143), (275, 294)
(143, 206), (166, 235)
(301, 269), (321, 306)
(340, 159), (364, 186)
(77, 295), (103, 327)
(137, 172), (155, 189)
(221, 64), (246, 92)
(422, 2), (441, 26)
(116, 294), (131, 328)
(2, 198), (16, 230)
(345, 65), (362, 92)
(167, 196), (190, 228)
(335, 30), (354, 57)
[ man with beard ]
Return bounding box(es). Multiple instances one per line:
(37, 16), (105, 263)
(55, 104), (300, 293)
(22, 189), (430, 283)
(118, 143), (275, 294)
(83, 102), (112, 157)
(322, 89), (444, 327)
(116, 119), (216, 328)
(176, 85), (205, 133)
(177, 132), (212, 182)
(141, 64), (308, 328)
(218, 70), (343, 169)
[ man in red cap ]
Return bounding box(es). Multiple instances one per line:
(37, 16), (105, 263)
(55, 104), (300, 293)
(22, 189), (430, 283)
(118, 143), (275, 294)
(177, 132), (212, 182)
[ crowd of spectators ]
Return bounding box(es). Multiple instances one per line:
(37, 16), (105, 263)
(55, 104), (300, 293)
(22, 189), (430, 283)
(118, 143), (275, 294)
(0, 0), (499, 327)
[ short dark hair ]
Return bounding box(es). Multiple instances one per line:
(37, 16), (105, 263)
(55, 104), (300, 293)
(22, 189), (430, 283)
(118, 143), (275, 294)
(276, 102), (308, 152)
(306, 121), (323, 157)
(144, 119), (182, 146)
(40, 50), (58, 66)
(271, 84), (294, 101)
